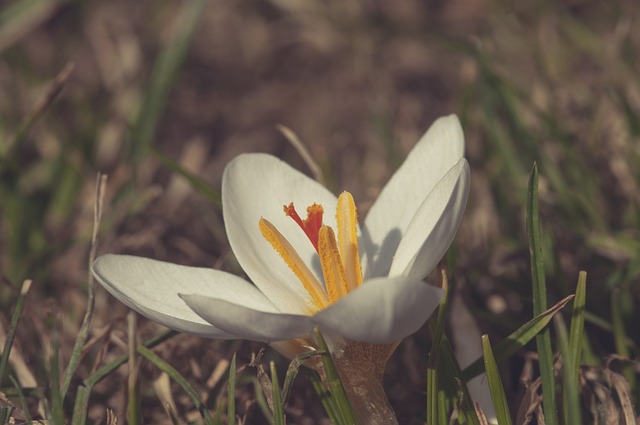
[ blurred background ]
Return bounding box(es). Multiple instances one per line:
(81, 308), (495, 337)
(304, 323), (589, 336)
(1, 0), (639, 423)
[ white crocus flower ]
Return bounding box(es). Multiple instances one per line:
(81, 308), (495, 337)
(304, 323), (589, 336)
(92, 114), (470, 424)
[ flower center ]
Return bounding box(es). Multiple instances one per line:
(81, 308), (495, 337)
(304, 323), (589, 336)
(259, 191), (364, 312)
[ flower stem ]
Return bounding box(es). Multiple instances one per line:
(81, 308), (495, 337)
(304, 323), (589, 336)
(333, 341), (399, 425)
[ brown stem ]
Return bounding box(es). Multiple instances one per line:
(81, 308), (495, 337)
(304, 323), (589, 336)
(332, 341), (399, 425)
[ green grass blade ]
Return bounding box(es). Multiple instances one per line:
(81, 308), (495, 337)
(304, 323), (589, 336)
(611, 289), (636, 392)
(1, 63), (73, 172)
(127, 313), (142, 425)
(0, 0), (62, 52)
(313, 328), (357, 424)
(84, 330), (177, 388)
(129, 0), (206, 158)
(0, 406), (12, 425)
(481, 335), (512, 425)
(527, 163), (558, 425)
(248, 376), (274, 423)
(164, 403), (180, 425)
(137, 344), (214, 425)
(9, 375), (33, 425)
(70, 385), (91, 425)
(68, 330), (177, 425)
(150, 147), (221, 207)
(462, 295), (573, 382)
(309, 371), (342, 424)
(568, 272), (587, 375)
(270, 361), (286, 425)
(228, 353), (236, 425)
(426, 267), (449, 425)
(554, 314), (582, 425)
(0, 280), (31, 385)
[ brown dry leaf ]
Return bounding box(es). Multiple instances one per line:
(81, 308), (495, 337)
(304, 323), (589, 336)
(608, 370), (637, 425)
(515, 377), (542, 425)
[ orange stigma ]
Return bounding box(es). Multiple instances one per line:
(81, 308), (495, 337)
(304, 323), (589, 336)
(284, 202), (324, 251)
(261, 192), (363, 312)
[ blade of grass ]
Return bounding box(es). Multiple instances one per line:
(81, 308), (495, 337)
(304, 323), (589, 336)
(137, 344), (214, 425)
(129, 0), (206, 159)
(527, 163), (558, 425)
(270, 361), (286, 425)
(313, 328), (358, 425)
(1, 63), (73, 173)
(0, 406), (12, 425)
(431, 334), (480, 425)
(611, 289), (636, 392)
(164, 403), (180, 425)
(150, 147), (221, 207)
(0, 0), (62, 52)
(127, 312), (142, 425)
(309, 371), (342, 424)
(281, 350), (323, 402)
(462, 295), (573, 381)
(70, 385), (91, 425)
(71, 330), (177, 425)
(426, 266), (449, 425)
(61, 174), (107, 399)
(608, 370), (638, 424)
(228, 353), (236, 425)
(247, 375), (274, 424)
(9, 375), (33, 425)
(276, 124), (326, 185)
(0, 279), (31, 385)
(568, 272), (587, 376)
(554, 314), (582, 425)
(481, 335), (512, 425)
(85, 330), (176, 388)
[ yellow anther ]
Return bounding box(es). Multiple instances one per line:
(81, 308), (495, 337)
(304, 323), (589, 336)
(336, 191), (363, 290)
(259, 219), (329, 310)
(318, 226), (349, 302)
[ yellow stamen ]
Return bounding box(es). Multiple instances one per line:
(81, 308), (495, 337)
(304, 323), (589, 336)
(259, 219), (329, 309)
(336, 191), (363, 290)
(318, 226), (349, 302)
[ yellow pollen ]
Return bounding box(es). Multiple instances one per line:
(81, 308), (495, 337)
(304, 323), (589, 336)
(259, 219), (329, 309)
(260, 191), (365, 311)
(318, 226), (349, 302)
(336, 191), (363, 290)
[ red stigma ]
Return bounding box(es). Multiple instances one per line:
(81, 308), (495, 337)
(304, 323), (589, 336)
(284, 202), (324, 251)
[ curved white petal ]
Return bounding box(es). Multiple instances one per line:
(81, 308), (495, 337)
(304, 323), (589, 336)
(363, 115), (465, 278)
(311, 276), (443, 344)
(92, 254), (273, 339)
(181, 294), (313, 342)
(222, 153), (339, 314)
(389, 159), (470, 279)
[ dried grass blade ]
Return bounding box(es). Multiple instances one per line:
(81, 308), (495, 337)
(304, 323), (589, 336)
(61, 173), (107, 399)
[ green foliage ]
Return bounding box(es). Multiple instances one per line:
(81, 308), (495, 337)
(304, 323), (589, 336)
(481, 335), (512, 425)
(1, 1), (640, 424)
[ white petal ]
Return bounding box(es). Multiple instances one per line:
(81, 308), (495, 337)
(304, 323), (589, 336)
(181, 294), (313, 342)
(222, 153), (339, 314)
(389, 159), (470, 279)
(363, 115), (465, 278)
(311, 277), (443, 344)
(92, 254), (274, 339)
